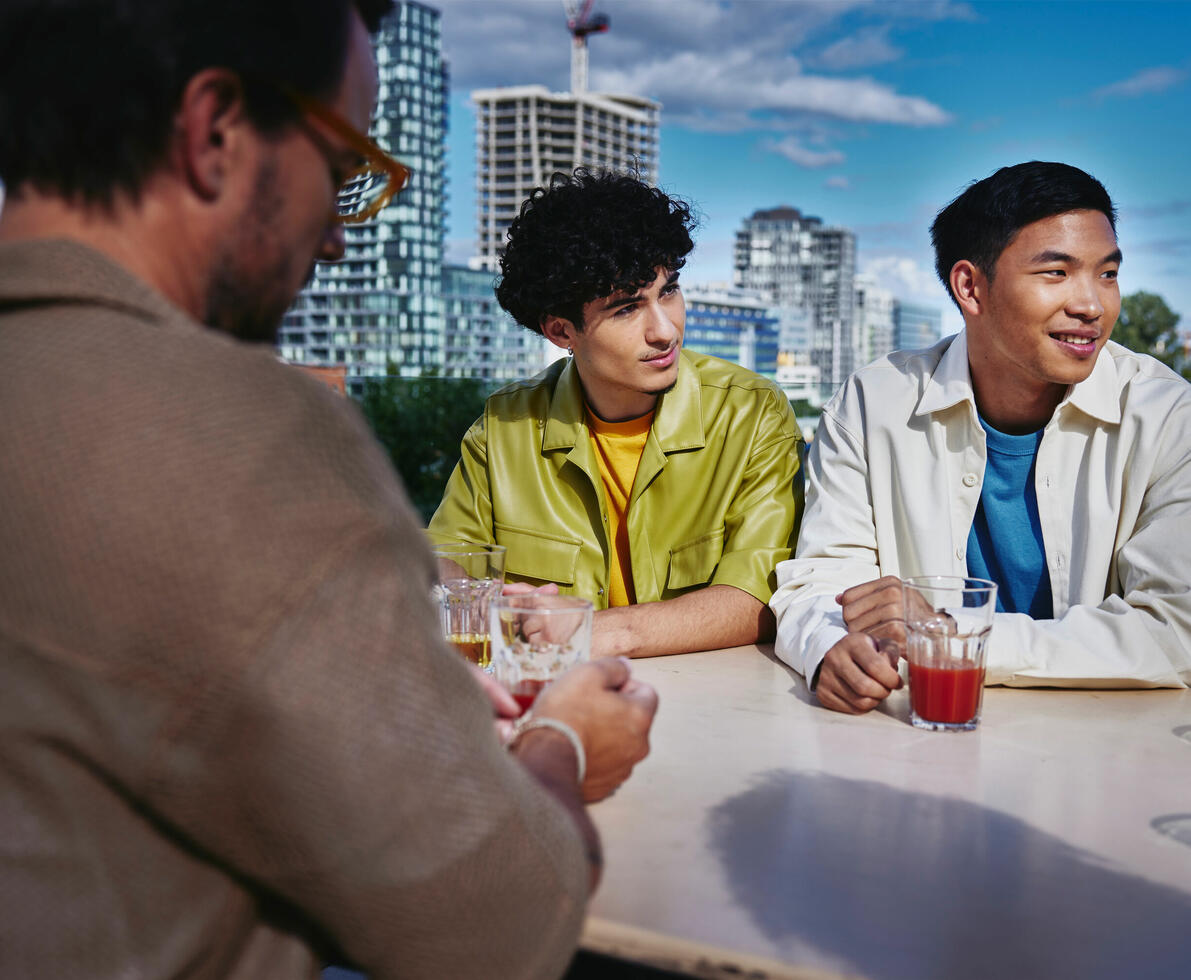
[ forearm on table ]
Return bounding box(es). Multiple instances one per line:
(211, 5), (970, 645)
(511, 727), (603, 892)
(987, 602), (1191, 688)
(593, 584), (772, 658)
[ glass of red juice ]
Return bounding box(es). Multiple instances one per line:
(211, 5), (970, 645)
(902, 576), (997, 732)
(489, 594), (593, 714)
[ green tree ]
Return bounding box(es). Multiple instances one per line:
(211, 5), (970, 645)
(1113, 291), (1188, 379)
(358, 370), (490, 524)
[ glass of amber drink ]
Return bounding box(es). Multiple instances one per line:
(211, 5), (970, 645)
(902, 576), (997, 732)
(489, 595), (593, 713)
(431, 543), (506, 669)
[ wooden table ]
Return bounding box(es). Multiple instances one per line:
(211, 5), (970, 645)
(581, 645), (1191, 980)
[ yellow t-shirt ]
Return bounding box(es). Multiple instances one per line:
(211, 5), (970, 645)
(586, 408), (654, 606)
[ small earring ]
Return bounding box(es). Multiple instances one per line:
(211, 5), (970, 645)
(567, 346), (573, 356)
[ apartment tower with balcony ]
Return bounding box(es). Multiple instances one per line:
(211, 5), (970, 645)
(734, 206), (857, 398)
(278, 1), (448, 394)
(471, 86), (659, 271)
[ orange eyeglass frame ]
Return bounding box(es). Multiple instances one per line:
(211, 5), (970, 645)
(284, 86), (410, 224)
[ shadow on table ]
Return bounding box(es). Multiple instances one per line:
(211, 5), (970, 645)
(708, 770), (1191, 980)
(325, 951), (693, 979)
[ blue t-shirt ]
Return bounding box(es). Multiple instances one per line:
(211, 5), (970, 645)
(966, 417), (1054, 618)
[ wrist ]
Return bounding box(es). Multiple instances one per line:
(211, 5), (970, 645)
(506, 713), (586, 785)
(593, 606), (638, 658)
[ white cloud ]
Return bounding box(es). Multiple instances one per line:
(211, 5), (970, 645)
(596, 49), (951, 126)
(813, 27), (902, 71)
(825, 175), (850, 189)
(1092, 66), (1188, 100)
(763, 136), (845, 168)
(437, 1), (955, 129)
(862, 254), (944, 301)
(861, 253), (963, 336)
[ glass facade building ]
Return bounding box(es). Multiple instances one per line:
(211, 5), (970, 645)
(855, 273), (896, 367)
(278, 2), (448, 395)
(440, 264), (553, 383)
(894, 300), (943, 352)
(684, 288), (780, 380)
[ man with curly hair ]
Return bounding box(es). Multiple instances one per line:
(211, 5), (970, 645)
(429, 169), (804, 658)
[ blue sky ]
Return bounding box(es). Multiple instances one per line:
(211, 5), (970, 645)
(436, 0), (1191, 336)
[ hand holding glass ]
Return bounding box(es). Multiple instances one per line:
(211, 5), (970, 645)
(489, 595), (593, 712)
(902, 576), (997, 732)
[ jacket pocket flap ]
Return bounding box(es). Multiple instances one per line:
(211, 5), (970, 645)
(496, 522), (581, 585)
(666, 527), (725, 591)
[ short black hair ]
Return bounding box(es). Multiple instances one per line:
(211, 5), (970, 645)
(930, 161), (1117, 308)
(0, 0), (394, 206)
(496, 169), (696, 333)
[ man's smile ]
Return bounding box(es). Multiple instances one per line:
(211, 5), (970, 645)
(1050, 329), (1099, 357)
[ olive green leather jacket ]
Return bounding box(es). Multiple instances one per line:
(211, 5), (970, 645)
(428, 350), (803, 609)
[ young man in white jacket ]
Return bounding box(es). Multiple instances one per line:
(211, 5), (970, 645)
(771, 161), (1191, 714)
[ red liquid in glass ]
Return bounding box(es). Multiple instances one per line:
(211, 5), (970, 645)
(908, 662), (985, 724)
(511, 679), (546, 714)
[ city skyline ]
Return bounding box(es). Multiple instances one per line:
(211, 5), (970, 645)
(437, 0), (1191, 337)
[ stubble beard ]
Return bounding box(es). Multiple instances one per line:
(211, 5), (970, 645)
(205, 156), (295, 345)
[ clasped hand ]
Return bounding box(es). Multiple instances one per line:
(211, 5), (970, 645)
(814, 575), (935, 715)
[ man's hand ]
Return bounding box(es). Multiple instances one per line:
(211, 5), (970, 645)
(815, 632), (902, 714)
(532, 657), (658, 802)
(501, 581), (560, 597)
(467, 664), (521, 741)
(837, 575), (908, 650)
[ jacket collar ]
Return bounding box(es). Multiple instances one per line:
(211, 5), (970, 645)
(542, 348), (706, 453)
(1059, 342), (1121, 425)
(915, 330), (976, 418)
(916, 328), (1122, 427)
(0, 238), (188, 329)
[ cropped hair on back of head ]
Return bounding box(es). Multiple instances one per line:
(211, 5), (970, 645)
(0, 0), (394, 206)
(930, 161), (1116, 308)
(496, 168), (696, 333)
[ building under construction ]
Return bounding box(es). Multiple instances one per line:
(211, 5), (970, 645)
(470, 3), (660, 271)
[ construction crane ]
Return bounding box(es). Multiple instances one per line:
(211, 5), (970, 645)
(563, 0), (609, 94)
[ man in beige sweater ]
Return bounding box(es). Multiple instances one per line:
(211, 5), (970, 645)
(0, 2), (656, 978)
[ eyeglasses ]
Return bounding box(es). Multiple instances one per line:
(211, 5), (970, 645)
(283, 87), (410, 224)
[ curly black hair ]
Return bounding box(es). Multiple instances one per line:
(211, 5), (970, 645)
(496, 168), (696, 333)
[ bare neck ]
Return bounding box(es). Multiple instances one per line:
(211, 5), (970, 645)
(0, 185), (212, 323)
(968, 356), (1064, 434)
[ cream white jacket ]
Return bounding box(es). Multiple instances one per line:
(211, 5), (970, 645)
(772, 331), (1191, 689)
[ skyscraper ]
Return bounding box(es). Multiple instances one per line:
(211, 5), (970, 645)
(893, 300), (943, 352)
(277, 1), (448, 394)
(854, 273), (896, 367)
(733, 206), (857, 397)
(472, 85), (659, 271)
(440, 264), (553, 383)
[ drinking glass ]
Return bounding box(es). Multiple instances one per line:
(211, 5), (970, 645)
(489, 594), (594, 713)
(431, 543), (506, 668)
(902, 576), (998, 732)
